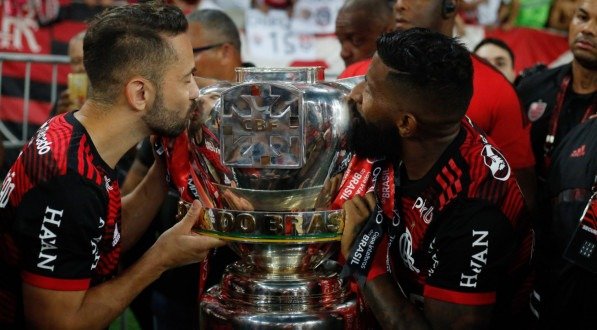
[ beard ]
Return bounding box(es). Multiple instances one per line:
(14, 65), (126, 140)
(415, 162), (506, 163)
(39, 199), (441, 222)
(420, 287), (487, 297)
(347, 100), (402, 161)
(143, 90), (197, 137)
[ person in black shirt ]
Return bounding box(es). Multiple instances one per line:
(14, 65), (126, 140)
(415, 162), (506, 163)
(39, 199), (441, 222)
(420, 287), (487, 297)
(516, 1), (596, 324)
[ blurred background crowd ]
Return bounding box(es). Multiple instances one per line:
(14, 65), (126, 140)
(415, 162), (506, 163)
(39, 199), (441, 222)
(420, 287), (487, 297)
(0, 0), (579, 174)
(0, 0), (594, 329)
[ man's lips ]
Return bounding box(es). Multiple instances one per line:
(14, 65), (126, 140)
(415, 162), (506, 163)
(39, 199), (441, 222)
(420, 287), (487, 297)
(395, 18), (409, 28)
(575, 38), (595, 51)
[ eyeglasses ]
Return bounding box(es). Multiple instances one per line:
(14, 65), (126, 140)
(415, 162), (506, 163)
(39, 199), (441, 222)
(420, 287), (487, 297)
(192, 43), (225, 54)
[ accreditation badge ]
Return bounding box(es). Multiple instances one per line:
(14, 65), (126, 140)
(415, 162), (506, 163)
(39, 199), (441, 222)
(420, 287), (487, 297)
(563, 194), (597, 273)
(528, 100), (547, 122)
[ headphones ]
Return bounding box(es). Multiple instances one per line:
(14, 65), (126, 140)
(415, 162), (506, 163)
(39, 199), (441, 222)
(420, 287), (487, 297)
(442, 0), (456, 18)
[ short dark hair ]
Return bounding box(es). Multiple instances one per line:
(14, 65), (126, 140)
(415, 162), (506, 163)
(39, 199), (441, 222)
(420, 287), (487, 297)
(473, 37), (515, 66)
(377, 28), (473, 122)
(340, 0), (393, 25)
(187, 9), (241, 52)
(84, 2), (187, 102)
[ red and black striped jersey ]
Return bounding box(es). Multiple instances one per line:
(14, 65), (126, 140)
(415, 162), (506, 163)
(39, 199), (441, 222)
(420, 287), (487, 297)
(333, 117), (533, 320)
(391, 117), (533, 316)
(0, 112), (121, 326)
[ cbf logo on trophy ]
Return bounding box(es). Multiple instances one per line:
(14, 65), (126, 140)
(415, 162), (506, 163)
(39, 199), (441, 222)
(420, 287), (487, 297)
(177, 67), (364, 329)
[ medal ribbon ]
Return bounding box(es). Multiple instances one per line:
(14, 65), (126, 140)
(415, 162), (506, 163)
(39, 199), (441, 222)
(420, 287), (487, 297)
(340, 159), (401, 287)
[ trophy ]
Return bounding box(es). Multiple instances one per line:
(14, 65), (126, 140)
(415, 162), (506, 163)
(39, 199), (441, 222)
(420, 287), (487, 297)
(192, 67), (361, 329)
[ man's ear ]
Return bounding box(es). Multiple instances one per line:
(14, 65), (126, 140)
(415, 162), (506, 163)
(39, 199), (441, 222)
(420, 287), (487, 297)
(396, 113), (417, 137)
(125, 77), (154, 112)
(219, 43), (233, 63)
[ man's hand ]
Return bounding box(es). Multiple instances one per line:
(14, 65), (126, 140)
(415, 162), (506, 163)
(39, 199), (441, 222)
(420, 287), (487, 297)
(23, 200), (225, 329)
(151, 200), (226, 270)
(341, 192), (376, 259)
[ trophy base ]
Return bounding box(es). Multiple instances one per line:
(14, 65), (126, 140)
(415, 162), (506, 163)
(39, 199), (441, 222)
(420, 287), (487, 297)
(199, 260), (359, 329)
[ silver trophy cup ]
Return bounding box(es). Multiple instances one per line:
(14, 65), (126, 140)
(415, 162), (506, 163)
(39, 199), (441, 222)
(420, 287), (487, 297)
(193, 67), (361, 329)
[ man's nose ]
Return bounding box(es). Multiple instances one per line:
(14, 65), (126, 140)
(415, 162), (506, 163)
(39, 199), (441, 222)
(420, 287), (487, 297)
(190, 80), (200, 100)
(348, 81), (365, 103)
(340, 43), (353, 64)
(394, 0), (405, 13)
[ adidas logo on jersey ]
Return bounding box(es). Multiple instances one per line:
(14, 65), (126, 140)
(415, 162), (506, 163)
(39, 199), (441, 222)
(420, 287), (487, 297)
(570, 145), (586, 158)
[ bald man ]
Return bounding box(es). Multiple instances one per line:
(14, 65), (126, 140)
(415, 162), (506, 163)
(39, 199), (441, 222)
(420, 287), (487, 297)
(335, 0), (394, 68)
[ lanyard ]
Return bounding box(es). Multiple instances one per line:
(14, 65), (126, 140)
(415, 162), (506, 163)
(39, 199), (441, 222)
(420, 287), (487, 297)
(544, 74), (596, 168)
(340, 159), (402, 287)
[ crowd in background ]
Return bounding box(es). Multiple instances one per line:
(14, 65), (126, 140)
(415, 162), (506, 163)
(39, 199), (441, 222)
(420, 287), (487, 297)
(0, 0), (595, 329)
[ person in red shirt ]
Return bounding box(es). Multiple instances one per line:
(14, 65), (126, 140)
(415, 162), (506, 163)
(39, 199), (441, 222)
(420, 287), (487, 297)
(337, 0), (536, 209)
(338, 28), (533, 329)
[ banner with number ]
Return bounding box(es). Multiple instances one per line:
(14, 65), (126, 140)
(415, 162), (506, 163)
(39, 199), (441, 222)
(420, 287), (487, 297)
(245, 8), (316, 61)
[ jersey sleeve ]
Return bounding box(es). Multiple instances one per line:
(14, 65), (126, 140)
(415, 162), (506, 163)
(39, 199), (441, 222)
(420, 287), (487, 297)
(468, 56), (535, 169)
(13, 173), (107, 291)
(423, 200), (516, 305)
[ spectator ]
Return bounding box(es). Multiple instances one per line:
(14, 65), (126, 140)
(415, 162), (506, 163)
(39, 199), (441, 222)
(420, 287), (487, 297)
(474, 37), (517, 82)
(537, 118), (596, 329)
(516, 1), (596, 325)
(502, 0), (552, 29)
(548, 0), (581, 31)
(0, 3), (224, 328)
(187, 9), (251, 82)
(517, 0), (596, 189)
(339, 28), (533, 329)
(53, 31), (86, 116)
(335, 0), (394, 69)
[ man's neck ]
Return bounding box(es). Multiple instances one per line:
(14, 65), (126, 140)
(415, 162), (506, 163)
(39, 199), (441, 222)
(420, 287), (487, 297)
(571, 60), (597, 94)
(74, 100), (147, 169)
(400, 126), (460, 181)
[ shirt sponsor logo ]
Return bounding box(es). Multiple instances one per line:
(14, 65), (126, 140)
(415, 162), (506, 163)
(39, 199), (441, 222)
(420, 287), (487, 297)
(187, 177), (199, 199)
(428, 238), (439, 277)
(37, 206), (63, 271)
(104, 176), (113, 191)
(399, 227), (420, 273)
(33, 122), (52, 155)
(412, 197), (434, 224)
(459, 230), (489, 288)
(112, 223), (120, 247)
(481, 145), (511, 181)
(0, 171), (16, 208)
(90, 217), (105, 270)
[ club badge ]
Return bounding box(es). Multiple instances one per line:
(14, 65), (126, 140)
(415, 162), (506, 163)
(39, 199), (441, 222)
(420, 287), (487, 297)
(528, 100), (547, 122)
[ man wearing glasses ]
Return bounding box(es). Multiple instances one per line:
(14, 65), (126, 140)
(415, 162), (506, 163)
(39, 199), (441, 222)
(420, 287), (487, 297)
(188, 9), (253, 82)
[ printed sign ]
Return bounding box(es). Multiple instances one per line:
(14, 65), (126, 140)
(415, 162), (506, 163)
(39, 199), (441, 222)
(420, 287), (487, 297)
(245, 8), (316, 61)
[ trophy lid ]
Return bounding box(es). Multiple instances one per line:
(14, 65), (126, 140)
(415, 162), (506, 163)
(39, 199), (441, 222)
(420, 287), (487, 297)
(235, 67), (325, 84)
